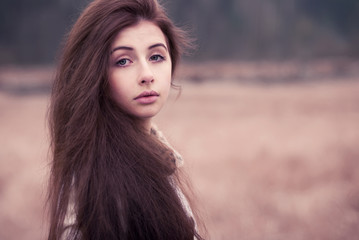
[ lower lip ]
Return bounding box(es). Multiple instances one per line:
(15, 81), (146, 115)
(135, 95), (158, 104)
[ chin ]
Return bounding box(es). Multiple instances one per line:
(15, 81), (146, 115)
(134, 110), (160, 119)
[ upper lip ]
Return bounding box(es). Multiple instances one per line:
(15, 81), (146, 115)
(134, 90), (159, 100)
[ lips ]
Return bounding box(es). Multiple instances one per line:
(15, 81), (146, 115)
(134, 90), (159, 104)
(134, 90), (159, 100)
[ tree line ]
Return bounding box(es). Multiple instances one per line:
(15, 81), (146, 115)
(0, 0), (358, 65)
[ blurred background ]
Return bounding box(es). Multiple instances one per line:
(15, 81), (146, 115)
(1, 0), (359, 239)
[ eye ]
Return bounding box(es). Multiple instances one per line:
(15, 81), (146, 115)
(150, 54), (165, 62)
(116, 58), (132, 67)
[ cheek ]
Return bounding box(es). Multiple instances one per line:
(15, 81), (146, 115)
(108, 73), (126, 102)
(163, 62), (172, 85)
(109, 75), (119, 95)
(162, 71), (172, 92)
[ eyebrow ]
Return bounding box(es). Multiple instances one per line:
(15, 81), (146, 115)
(111, 43), (168, 54)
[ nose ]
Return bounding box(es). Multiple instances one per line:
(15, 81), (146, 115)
(139, 62), (154, 85)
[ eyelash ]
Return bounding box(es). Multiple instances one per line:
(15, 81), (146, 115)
(150, 54), (165, 62)
(115, 58), (132, 67)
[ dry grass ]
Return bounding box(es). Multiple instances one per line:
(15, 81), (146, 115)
(156, 79), (359, 240)
(1, 65), (359, 239)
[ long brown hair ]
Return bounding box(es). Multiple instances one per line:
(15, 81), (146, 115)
(47, 0), (202, 239)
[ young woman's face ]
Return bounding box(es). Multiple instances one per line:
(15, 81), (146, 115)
(108, 20), (172, 127)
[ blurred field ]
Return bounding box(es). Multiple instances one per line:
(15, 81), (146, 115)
(1, 63), (359, 239)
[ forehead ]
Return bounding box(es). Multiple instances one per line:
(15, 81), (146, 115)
(111, 20), (167, 48)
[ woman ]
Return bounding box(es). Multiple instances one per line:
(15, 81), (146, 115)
(47, 0), (203, 239)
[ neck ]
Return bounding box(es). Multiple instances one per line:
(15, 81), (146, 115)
(137, 118), (152, 134)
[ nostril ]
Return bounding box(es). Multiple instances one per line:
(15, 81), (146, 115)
(140, 78), (154, 84)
